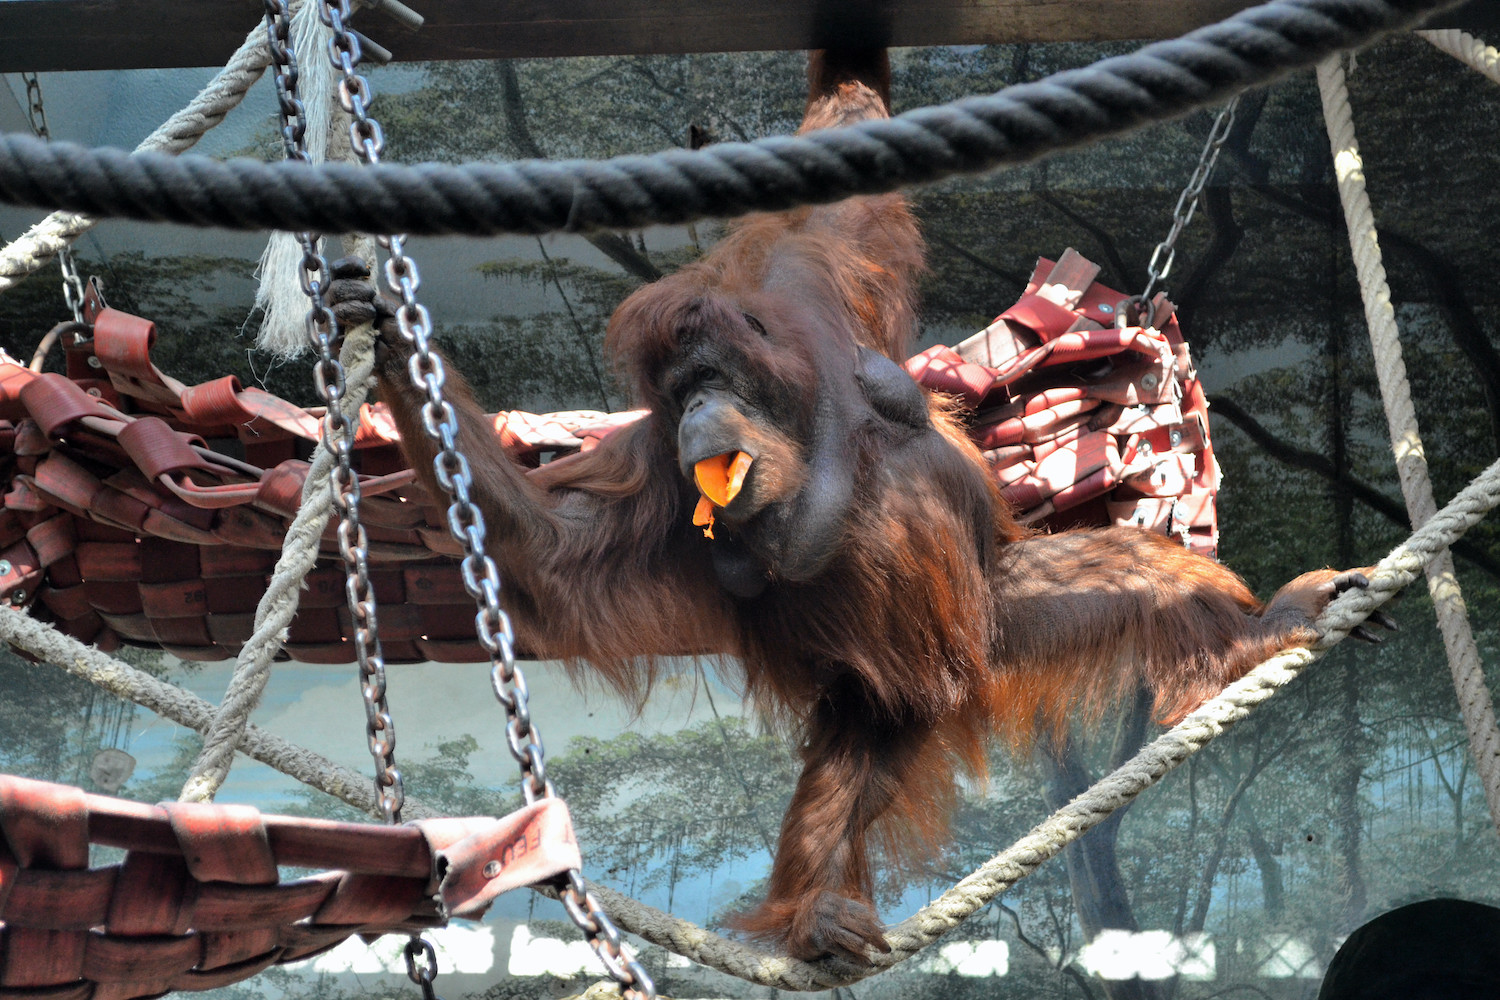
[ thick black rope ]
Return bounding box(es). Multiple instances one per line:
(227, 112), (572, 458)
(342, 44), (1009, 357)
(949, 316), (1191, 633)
(0, 0), (1460, 237)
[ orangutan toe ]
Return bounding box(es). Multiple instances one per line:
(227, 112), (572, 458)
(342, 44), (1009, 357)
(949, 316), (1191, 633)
(784, 891), (891, 964)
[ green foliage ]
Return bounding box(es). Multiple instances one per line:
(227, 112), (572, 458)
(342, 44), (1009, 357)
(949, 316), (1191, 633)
(380, 53), (808, 165)
(0, 646), (99, 781)
(548, 717), (796, 918)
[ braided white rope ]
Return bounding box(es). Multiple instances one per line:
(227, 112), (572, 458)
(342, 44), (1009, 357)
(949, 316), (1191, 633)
(563, 453), (1500, 990)
(1318, 54), (1500, 831)
(0, 10), (282, 291)
(1418, 28), (1500, 84)
(7, 438), (1499, 988)
(177, 321), (377, 803)
(0, 602), (436, 820)
(179, 41), (382, 803)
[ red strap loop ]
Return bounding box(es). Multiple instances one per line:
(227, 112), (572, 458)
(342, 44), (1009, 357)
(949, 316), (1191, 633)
(20, 373), (106, 439)
(117, 417), (206, 480)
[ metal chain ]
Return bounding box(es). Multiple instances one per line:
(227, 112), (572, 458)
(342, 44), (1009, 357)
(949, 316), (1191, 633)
(263, 0), (406, 826)
(262, 6), (310, 164)
(21, 72), (49, 140)
(1125, 96), (1240, 328)
(404, 937), (441, 1000)
(267, 2), (444, 990)
(58, 247), (85, 324)
(19, 71), (86, 323)
(317, 6), (655, 997)
(318, 0), (386, 165)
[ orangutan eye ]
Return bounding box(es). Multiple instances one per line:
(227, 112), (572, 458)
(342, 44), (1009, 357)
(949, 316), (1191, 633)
(743, 313), (769, 338)
(669, 363), (722, 407)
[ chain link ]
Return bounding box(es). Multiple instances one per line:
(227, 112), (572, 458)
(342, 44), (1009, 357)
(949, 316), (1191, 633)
(58, 246), (85, 324)
(403, 937), (442, 1000)
(263, 0), (405, 826)
(270, 0), (445, 984)
(19, 71), (87, 324)
(1125, 96), (1240, 328)
(562, 870), (658, 991)
(262, 2), (311, 163)
(313, 7), (654, 997)
(21, 72), (49, 141)
(318, 0), (387, 164)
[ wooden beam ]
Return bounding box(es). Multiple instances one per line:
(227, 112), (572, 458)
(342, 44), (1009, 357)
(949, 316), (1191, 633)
(1, 0), (1493, 74)
(0, 0), (1259, 73)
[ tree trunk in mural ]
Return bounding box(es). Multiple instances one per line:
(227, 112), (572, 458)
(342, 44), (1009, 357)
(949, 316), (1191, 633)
(1040, 690), (1164, 1000)
(1324, 250), (1368, 937)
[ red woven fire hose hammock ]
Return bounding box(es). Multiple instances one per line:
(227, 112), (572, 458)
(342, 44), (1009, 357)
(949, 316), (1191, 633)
(0, 248), (1217, 994)
(0, 775), (578, 994)
(0, 250), (1215, 665)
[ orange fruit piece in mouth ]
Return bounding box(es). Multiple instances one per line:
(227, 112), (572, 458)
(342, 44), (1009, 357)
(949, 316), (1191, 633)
(691, 451), (753, 539)
(692, 495), (717, 539)
(694, 451), (753, 507)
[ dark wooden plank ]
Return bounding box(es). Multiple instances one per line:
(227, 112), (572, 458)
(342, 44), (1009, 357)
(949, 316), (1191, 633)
(1, 0), (1492, 73)
(398, 0), (1267, 60)
(0, 0), (1261, 72)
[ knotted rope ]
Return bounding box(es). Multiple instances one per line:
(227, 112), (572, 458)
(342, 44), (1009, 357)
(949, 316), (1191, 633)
(0, 0), (1465, 239)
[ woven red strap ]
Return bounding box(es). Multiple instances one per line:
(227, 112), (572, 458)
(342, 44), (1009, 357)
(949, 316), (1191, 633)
(19, 373), (106, 440)
(0, 774), (580, 994)
(0, 251), (1219, 666)
(909, 250), (1220, 554)
(117, 418), (206, 481)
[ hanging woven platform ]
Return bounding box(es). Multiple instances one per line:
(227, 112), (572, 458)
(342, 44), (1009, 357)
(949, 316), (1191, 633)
(0, 288), (638, 665)
(0, 248), (1215, 665)
(909, 249), (1220, 557)
(0, 773), (579, 998)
